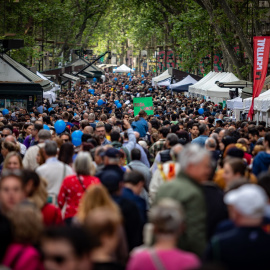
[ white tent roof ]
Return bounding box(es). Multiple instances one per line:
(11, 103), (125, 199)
(227, 97), (243, 110)
(36, 71), (60, 92)
(254, 89), (270, 112)
(206, 73), (240, 98)
(152, 70), (171, 86)
(157, 77), (171, 86)
(114, 64), (134, 73)
(189, 71), (216, 94)
(171, 75), (198, 89)
(243, 90), (270, 111)
(43, 91), (56, 104)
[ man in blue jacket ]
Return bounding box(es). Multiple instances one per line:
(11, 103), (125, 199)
(131, 110), (148, 138)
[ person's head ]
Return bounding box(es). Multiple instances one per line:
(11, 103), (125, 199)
(103, 148), (121, 166)
(74, 151), (94, 176)
(89, 113), (95, 122)
(2, 128), (12, 138)
(190, 123), (199, 138)
(32, 123), (44, 138)
(44, 140), (58, 158)
(3, 151), (23, 170)
(94, 146), (105, 166)
(165, 133), (179, 149)
(224, 184), (267, 226)
(223, 158), (246, 188)
(248, 128), (259, 144)
(124, 171), (145, 195)
(110, 130), (120, 142)
(23, 123), (34, 136)
(241, 122), (248, 132)
(58, 142), (74, 165)
(199, 123), (209, 136)
(159, 127), (170, 139)
(149, 199), (185, 239)
(179, 144), (212, 183)
(60, 132), (71, 143)
(42, 226), (92, 270)
(7, 203), (43, 245)
(205, 138), (217, 151)
(130, 148), (141, 161)
(138, 110), (147, 119)
(22, 169), (41, 197)
(77, 184), (119, 223)
(0, 170), (25, 214)
(38, 129), (52, 143)
(1, 141), (19, 158)
(84, 207), (122, 257)
(95, 122), (105, 140)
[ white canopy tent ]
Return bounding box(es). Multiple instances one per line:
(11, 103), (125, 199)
(152, 70), (171, 86)
(114, 64), (133, 73)
(227, 97), (243, 110)
(157, 77), (171, 86)
(243, 90), (270, 112)
(189, 71), (216, 94)
(171, 75), (198, 90)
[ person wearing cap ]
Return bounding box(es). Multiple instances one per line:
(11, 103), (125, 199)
(97, 148), (143, 251)
(205, 184), (270, 270)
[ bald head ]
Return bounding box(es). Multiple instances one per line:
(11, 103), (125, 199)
(5, 135), (16, 144)
(83, 126), (93, 135)
(205, 138), (217, 150)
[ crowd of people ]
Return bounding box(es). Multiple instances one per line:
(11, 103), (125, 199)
(1, 72), (270, 270)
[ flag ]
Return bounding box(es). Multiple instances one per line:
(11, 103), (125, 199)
(248, 36), (270, 119)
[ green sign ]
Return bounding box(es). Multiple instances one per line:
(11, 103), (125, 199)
(133, 97), (154, 116)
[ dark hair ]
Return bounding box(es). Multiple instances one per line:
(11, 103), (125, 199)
(58, 142), (74, 165)
(34, 123), (43, 132)
(110, 131), (120, 142)
(265, 133), (270, 146)
(80, 120), (90, 129)
(43, 226), (92, 258)
(171, 114), (177, 121)
(159, 127), (170, 138)
(248, 128), (259, 137)
(166, 133), (179, 147)
(131, 148), (141, 161)
(199, 124), (208, 135)
(105, 124), (112, 133)
(44, 140), (57, 156)
(81, 134), (92, 143)
(124, 171), (145, 185)
(21, 170), (40, 196)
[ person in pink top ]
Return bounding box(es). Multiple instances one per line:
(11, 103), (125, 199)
(3, 203), (44, 270)
(127, 199), (200, 270)
(58, 152), (100, 225)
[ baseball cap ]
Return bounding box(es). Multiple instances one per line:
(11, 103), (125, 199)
(103, 148), (121, 158)
(99, 170), (123, 193)
(224, 184), (268, 218)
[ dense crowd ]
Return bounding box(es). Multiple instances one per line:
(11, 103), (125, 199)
(1, 73), (270, 270)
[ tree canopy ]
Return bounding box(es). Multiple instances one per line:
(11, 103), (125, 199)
(1, 0), (269, 79)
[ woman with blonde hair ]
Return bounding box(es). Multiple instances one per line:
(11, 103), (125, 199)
(58, 151), (100, 225)
(1, 141), (20, 159)
(2, 204), (44, 270)
(77, 184), (120, 223)
(3, 151), (23, 170)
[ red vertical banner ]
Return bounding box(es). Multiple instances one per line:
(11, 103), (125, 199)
(248, 36), (270, 119)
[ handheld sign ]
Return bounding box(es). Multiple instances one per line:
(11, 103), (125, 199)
(133, 97), (154, 116)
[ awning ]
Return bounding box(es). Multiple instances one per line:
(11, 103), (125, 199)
(61, 73), (80, 82)
(217, 80), (252, 89)
(84, 70), (95, 76)
(73, 73), (86, 79)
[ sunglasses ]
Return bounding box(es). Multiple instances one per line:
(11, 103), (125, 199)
(43, 254), (68, 265)
(2, 134), (9, 137)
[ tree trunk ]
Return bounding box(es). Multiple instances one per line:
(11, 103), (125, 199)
(201, 0), (244, 79)
(216, 0), (253, 64)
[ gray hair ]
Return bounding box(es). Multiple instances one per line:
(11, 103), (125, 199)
(74, 151), (93, 175)
(205, 138), (217, 149)
(149, 198), (185, 234)
(2, 128), (12, 135)
(112, 126), (121, 133)
(170, 144), (183, 160)
(44, 140), (57, 156)
(89, 113), (95, 121)
(38, 130), (52, 142)
(179, 144), (210, 171)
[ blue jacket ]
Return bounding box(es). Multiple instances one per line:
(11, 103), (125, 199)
(252, 151), (270, 177)
(131, 118), (148, 138)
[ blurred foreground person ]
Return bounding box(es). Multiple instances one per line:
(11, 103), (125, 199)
(156, 144), (211, 257)
(127, 199), (200, 270)
(0, 170), (25, 215)
(3, 203), (44, 270)
(42, 226), (91, 270)
(85, 207), (125, 270)
(205, 184), (270, 270)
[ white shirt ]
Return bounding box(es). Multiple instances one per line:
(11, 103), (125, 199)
(36, 157), (73, 195)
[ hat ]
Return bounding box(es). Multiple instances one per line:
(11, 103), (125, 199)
(104, 148), (121, 158)
(224, 184), (268, 218)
